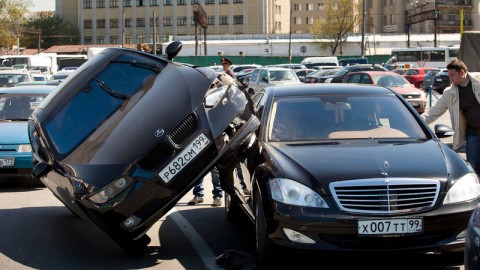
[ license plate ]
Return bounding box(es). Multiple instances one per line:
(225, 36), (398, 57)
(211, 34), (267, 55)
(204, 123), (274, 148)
(0, 157), (15, 167)
(358, 218), (423, 235)
(159, 133), (210, 183)
(436, 78), (443, 82)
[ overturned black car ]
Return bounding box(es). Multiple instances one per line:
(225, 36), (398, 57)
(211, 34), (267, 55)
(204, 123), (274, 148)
(28, 42), (259, 254)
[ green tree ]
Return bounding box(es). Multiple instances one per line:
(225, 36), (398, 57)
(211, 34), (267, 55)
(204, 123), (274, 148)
(21, 12), (80, 50)
(309, 0), (361, 55)
(0, 0), (31, 50)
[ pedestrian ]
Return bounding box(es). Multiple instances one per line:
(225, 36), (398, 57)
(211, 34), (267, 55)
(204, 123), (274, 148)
(421, 58), (480, 175)
(221, 57), (235, 78)
(188, 167), (223, 207)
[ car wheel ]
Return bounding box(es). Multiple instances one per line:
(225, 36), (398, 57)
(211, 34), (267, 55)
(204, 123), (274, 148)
(225, 192), (242, 221)
(255, 190), (274, 267)
(117, 234), (151, 256)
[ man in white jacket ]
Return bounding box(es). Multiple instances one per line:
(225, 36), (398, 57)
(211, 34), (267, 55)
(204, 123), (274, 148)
(421, 58), (480, 175)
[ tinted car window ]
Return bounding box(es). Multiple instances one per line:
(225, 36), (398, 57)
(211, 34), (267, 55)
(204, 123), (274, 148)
(268, 95), (426, 142)
(45, 53), (161, 155)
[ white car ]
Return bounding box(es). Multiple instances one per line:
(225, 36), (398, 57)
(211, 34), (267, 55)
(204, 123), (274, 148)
(245, 67), (301, 96)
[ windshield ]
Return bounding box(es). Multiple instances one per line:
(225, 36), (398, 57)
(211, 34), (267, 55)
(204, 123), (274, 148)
(45, 52), (163, 156)
(0, 93), (47, 120)
(0, 74), (30, 87)
(269, 70), (298, 82)
(268, 95), (426, 142)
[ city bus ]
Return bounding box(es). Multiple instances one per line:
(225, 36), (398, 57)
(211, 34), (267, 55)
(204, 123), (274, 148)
(385, 45), (459, 70)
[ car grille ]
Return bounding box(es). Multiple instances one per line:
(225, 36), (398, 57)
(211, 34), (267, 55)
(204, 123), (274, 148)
(169, 113), (198, 145)
(330, 178), (440, 214)
(401, 93), (421, 99)
(137, 114), (198, 171)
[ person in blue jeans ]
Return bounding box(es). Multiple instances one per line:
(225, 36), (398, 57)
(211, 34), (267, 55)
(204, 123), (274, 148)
(188, 167), (223, 207)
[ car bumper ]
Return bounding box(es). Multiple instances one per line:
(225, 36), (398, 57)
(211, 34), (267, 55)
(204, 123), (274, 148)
(267, 200), (477, 254)
(0, 153), (33, 177)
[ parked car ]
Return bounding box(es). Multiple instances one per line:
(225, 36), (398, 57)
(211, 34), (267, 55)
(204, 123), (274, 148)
(465, 203), (480, 270)
(391, 68), (408, 75)
(343, 71), (427, 113)
(323, 64), (388, 83)
(28, 41), (260, 254)
(232, 64), (262, 75)
(0, 70), (33, 87)
(338, 57), (368, 66)
(420, 69), (443, 90)
(295, 68), (316, 82)
(274, 63), (307, 70)
(246, 67), (301, 95)
(303, 69), (338, 83)
(0, 85), (55, 183)
(225, 83), (480, 267)
(433, 69), (451, 94)
(402, 67), (438, 89)
(51, 70), (76, 81)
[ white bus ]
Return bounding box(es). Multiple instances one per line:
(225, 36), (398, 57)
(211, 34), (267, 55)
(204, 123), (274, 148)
(385, 45), (459, 70)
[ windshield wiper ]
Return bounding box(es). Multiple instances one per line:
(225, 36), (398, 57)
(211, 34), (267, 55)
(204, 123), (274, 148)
(110, 60), (161, 73)
(92, 77), (129, 100)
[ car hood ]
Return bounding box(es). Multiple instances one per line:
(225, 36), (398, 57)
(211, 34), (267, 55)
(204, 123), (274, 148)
(0, 122), (29, 144)
(390, 86), (423, 95)
(267, 140), (449, 192)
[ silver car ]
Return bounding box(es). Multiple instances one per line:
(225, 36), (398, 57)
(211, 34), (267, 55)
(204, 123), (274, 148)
(246, 67), (301, 95)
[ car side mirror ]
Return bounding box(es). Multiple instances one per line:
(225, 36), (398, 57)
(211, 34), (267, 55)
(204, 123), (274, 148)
(434, 124), (454, 138)
(165, 41), (182, 60)
(32, 161), (50, 179)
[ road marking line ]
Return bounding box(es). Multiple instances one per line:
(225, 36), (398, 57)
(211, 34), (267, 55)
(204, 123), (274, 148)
(167, 208), (222, 269)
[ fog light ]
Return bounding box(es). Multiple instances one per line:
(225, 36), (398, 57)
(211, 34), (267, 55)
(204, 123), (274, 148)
(283, 228), (315, 244)
(122, 215), (141, 230)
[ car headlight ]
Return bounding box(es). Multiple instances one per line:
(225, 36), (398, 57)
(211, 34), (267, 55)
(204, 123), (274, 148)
(324, 78), (333, 83)
(269, 178), (328, 208)
(18, 144), (32, 152)
(88, 177), (133, 204)
(444, 173), (480, 204)
(205, 85), (229, 108)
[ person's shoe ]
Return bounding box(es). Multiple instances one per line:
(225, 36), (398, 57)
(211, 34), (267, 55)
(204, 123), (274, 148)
(211, 197), (222, 207)
(242, 188), (251, 196)
(188, 196), (204, 205)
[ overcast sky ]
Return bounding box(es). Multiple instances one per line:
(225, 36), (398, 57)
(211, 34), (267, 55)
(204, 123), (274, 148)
(30, 0), (55, 12)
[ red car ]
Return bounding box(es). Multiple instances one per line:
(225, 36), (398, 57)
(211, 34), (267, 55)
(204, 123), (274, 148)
(402, 67), (438, 89)
(343, 71), (427, 114)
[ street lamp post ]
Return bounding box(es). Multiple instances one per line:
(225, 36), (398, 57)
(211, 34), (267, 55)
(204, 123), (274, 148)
(288, 5), (292, 63)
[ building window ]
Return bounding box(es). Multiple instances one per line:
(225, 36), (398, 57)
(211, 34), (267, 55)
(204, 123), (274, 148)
(294, 17), (301, 24)
(276, 21), (281, 31)
(233, 0), (242, 3)
(97, 19), (106, 28)
(191, 0), (199, 3)
(219, 16), (228, 25)
(150, 17), (160, 27)
(111, 36), (119, 44)
(125, 18), (132, 27)
(448, 13), (455, 21)
(137, 35), (144, 43)
(219, 0), (228, 3)
(137, 0), (144, 6)
(306, 3), (313, 11)
(150, 0), (159, 5)
(110, 0), (118, 7)
(164, 0), (172, 5)
(205, 0), (214, 4)
(306, 17), (314, 24)
(84, 0), (92, 8)
(318, 3), (325, 10)
(125, 35), (132, 44)
(97, 36), (105, 44)
(177, 0), (186, 4)
(177, 16), (187, 26)
(163, 17), (172, 26)
(137, 18), (145, 27)
(293, 3), (300, 11)
(124, 0), (131, 7)
(207, 16), (215, 25)
(84, 36), (92, 44)
(84, 20), (93, 28)
(110, 19), (119, 28)
(233, 15), (243, 25)
(97, 0), (105, 7)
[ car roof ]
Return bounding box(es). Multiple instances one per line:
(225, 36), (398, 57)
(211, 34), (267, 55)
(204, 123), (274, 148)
(347, 71), (398, 76)
(0, 84), (56, 94)
(264, 83), (393, 97)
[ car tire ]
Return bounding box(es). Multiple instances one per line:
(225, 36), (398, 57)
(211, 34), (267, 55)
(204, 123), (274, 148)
(225, 192), (242, 221)
(118, 234), (151, 256)
(255, 190), (275, 267)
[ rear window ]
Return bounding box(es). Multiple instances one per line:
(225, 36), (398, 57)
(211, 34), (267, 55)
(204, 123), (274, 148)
(45, 52), (162, 156)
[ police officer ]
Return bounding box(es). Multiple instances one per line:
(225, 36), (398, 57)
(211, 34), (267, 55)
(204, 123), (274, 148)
(221, 57), (235, 78)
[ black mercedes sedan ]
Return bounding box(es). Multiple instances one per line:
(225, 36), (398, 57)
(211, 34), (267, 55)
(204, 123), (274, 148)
(27, 41), (259, 254)
(223, 83), (480, 267)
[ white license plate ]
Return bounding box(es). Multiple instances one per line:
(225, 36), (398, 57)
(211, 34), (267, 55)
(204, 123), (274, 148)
(436, 78), (443, 82)
(358, 218), (423, 235)
(0, 157), (15, 167)
(159, 133), (210, 183)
